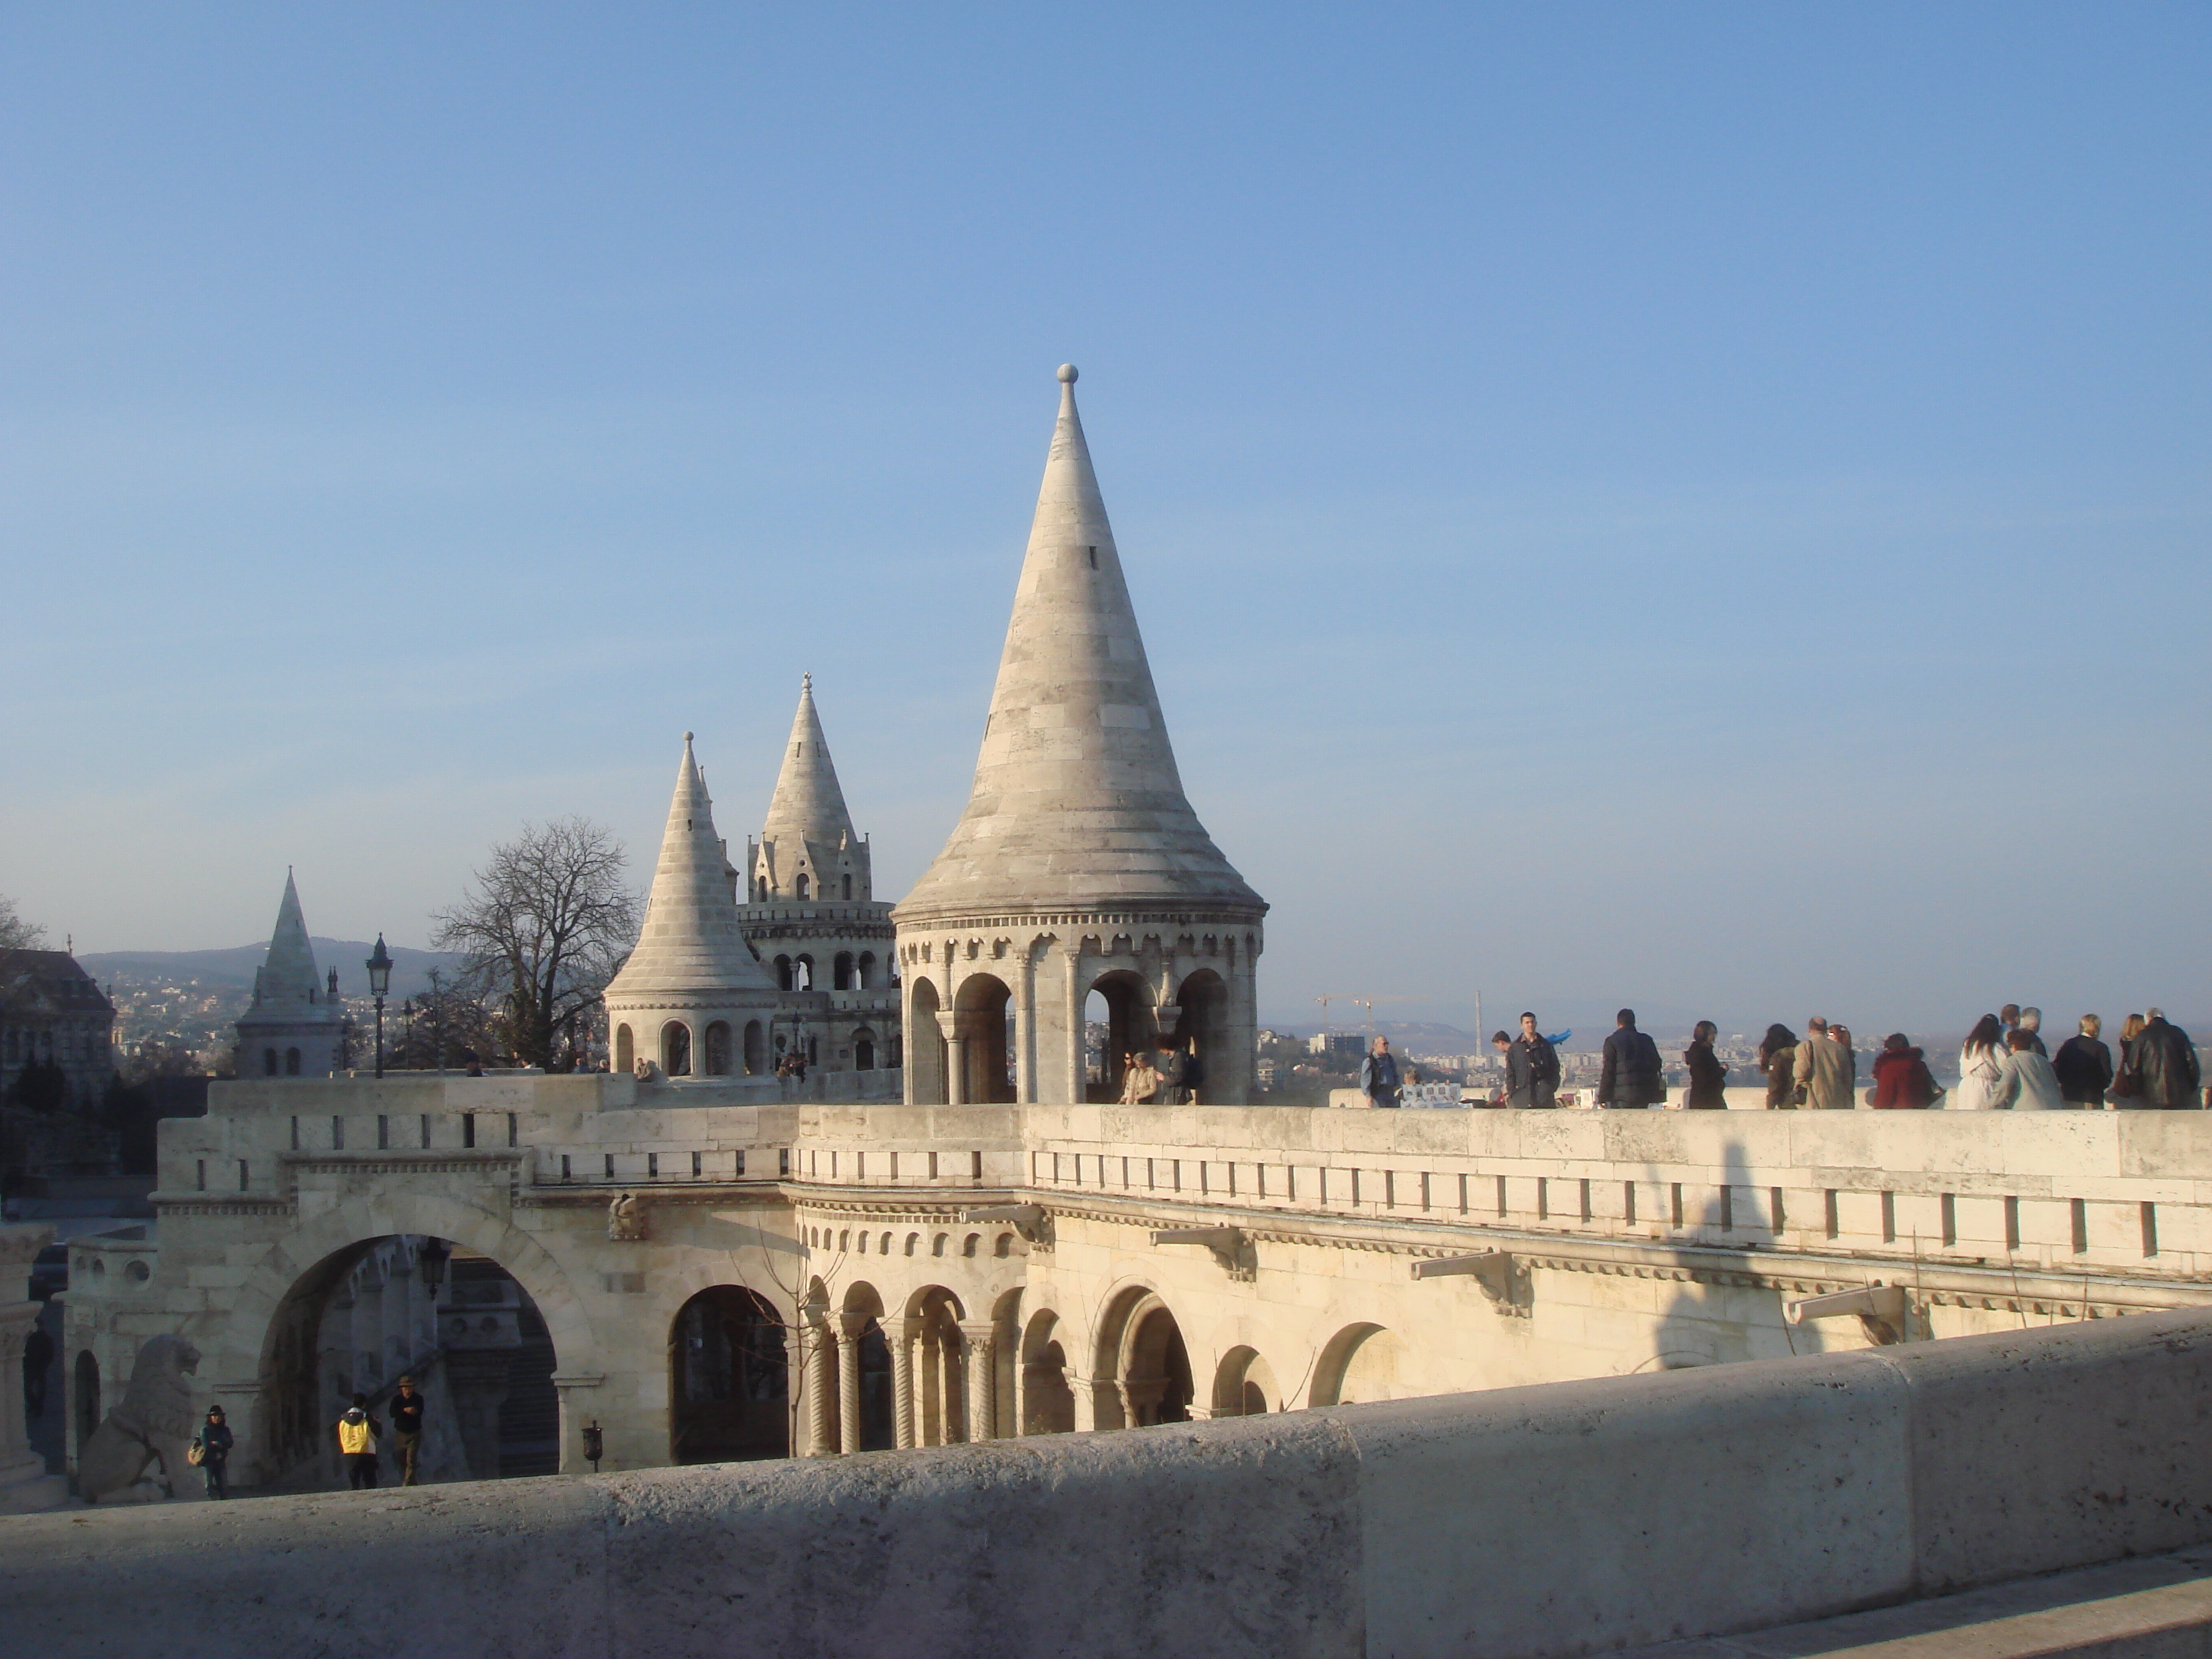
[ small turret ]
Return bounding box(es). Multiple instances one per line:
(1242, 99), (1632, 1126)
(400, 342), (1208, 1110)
(750, 675), (873, 905)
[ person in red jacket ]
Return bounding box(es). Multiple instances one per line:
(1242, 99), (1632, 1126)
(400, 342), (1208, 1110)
(1871, 1033), (1938, 1108)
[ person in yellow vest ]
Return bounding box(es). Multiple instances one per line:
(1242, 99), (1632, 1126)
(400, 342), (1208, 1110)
(336, 1393), (382, 1489)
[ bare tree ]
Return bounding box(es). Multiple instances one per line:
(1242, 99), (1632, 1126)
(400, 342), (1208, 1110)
(0, 894), (46, 954)
(430, 818), (640, 1071)
(386, 966), (499, 1072)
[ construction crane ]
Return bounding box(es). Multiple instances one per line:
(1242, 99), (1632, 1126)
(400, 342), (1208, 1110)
(1316, 995), (1426, 1036)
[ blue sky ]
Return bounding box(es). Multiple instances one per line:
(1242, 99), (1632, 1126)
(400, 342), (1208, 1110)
(3, 4), (2206, 1036)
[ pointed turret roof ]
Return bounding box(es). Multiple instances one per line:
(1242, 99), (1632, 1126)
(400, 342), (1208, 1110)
(606, 734), (778, 1000)
(760, 675), (858, 851)
(896, 366), (1264, 922)
(253, 869), (326, 1007)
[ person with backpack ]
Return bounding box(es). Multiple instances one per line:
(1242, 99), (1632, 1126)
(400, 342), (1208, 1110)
(336, 1393), (382, 1490)
(1598, 1010), (1664, 1109)
(189, 1405), (234, 1500)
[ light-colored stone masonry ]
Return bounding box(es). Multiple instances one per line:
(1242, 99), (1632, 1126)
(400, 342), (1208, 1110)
(59, 1073), (2212, 1493)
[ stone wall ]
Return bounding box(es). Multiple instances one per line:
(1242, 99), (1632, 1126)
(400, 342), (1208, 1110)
(8, 1309), (2212, 1658)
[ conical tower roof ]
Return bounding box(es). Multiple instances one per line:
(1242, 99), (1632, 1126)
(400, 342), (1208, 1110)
(760, 675), (858, 850)
(253, 869), (325, 1007)
(896, 366), (1264, 923)
(606, 734), (777, 1000)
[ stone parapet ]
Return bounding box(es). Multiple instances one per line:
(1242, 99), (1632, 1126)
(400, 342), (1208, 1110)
(7, 1310), (2212, 1658)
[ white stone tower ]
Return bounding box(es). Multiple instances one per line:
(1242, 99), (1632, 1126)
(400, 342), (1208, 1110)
(893, 366), (1267, 1105)
(740, 678), (901, 1079)
(747, 674), (874, 908)
(233, 870), (346, 1079)
(603, 734), (779, 1078)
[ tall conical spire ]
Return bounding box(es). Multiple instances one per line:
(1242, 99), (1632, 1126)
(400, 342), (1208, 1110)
(606, 734), (776, 998)
(896, 365), (1263, 921)
(253, 868), (325, 1007)
(761, 674), (858, 851)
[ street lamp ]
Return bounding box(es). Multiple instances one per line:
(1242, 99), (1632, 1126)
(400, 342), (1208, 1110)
(366, 935), (393, 1080)
(417, 1236), (450, 1299)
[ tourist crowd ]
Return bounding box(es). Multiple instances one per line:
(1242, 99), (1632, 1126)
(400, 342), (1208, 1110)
(1353, 1004), (2203, 1110)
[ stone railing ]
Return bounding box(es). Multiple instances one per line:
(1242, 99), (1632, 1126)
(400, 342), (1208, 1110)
(6, 1310), (2210, 1658)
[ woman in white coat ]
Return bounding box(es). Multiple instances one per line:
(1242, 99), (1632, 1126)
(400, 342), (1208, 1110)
(1951, 1013), (2007, 1110)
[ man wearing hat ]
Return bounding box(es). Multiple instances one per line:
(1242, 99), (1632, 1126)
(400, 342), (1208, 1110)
(191, 1405), (235, 1500)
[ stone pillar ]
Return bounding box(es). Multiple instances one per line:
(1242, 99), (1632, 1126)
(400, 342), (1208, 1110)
(959, 1321), (996, 1443)
(803, 1318), (834, 1457)
(938, 1319), (965, 1442)
(1015, 943), (1035, 1104)
(945, 1035), (969, 1106)
(1063, 943), (1084, 1105)
(892, 1318), (919, 1450)
(836, 1314), (865, 1456)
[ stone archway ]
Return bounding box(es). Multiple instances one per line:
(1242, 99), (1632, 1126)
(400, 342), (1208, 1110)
(1087, 970), (1157, 1103)
(668, 1285), (788, 1464)
(902, 1285), (968, 1446)
(1019, 1309), (1075, 1434)
(1310, 1323), (1413, 1407)
(951, 974), (1014, 1104)
(1212, 1345), (1281, 1416)
(661, 1020), (691, 1077)
(1090, 1285), (1191, 1429)
(1173, 968), (1228, 1105)
(225, 1194), (599, 1486)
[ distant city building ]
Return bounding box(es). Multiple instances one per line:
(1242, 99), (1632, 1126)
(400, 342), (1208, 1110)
(232, 872), (346, 1079)
(0, 947), (117, 1107)
(1308, 1031), (1363, 1056)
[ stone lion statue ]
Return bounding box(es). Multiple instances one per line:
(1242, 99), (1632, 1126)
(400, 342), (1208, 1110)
(78, 1334), (203, 1503)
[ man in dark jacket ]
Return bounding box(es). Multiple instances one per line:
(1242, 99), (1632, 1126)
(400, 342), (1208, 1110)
(2134, 1010), (2203, 1109)
(2051, 1016), (2116, 1105)
(1358, 1037), (1401, 1108)
(1598, 1010), (1665, 1109)
(1507, 1012), (1561, 1108)
(390, 1375), (426, 1486)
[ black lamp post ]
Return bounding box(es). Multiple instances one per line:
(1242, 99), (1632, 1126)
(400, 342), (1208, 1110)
(367, 935), (393, 1079)
(418, 1236), (449, 1300)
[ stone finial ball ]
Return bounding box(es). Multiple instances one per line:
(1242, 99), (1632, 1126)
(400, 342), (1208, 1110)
(684, 730), (694, 742)
(1058, 363), (1078, 383)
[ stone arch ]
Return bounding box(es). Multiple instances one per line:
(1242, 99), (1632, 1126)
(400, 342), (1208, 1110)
(661, 1020), (692, 1077)
(857, 951), (877, 989)
(614, 1023), (634, 1074)
(775, 956), (794, 992)
(230, 1193), (601, 1484)
(261, 1048), (279, 1076)
(702, 1021), (732, 1076)
(1172, 967), (1228, 1105)
(1090, 1283), (1192, 1430)
(742, 1020), (765, 1075)
(284, 1047), (302, 1076)
(951, 972), (1015, 1104)
(1310, 1323), (1415, 1407)
(853, 1028), (876, 1071)
(907, 979), (946, 1105)
(796, 873), (811, 900)
(902, 1284), (969, 1447)
(793, 954), (815, 991)
(668, 1285), (787, 1465)
(833, 952), (855, 991)
(1019, 1309), (1075, 1435)
(1086, 968), (1157, 1102)
(1213, 1345), (1282, 1416)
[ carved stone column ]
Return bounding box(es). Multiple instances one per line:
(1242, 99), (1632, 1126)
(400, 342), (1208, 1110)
(1063, 944), (1084, 1104)
(0, 1225), (63, 1511)
(945, 1035), (969, 1106)
(1015, 942), (1036, 1103)
(836, 1314), (865, 1456)
(892, 1317), (919, 1449)
(804, 1317), (834, 1457)
(958, 1321), (996, 1443)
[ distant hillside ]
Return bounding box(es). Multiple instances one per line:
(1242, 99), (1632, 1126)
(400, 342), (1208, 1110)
(80, 940), (467, 1002)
